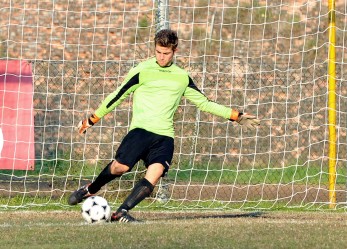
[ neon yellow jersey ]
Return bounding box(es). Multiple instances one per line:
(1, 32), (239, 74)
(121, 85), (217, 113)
(95, 57), (233, 138)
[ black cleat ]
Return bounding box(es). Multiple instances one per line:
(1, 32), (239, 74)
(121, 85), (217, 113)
(68, 184), (92, 205)
(111, 209), (139, 223)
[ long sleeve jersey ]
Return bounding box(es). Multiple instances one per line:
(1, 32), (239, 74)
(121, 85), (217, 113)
(94, 57), (233, 138)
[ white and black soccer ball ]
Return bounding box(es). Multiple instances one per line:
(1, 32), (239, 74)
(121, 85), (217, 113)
(81, 196), (111, 224)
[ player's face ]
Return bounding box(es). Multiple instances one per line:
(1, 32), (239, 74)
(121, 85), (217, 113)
(155, 45), (175, 67)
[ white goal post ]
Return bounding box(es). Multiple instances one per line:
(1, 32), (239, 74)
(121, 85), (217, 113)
(0, 0), (346, 210)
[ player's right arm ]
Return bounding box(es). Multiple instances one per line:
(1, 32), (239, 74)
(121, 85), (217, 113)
(77, 67), (142, 134)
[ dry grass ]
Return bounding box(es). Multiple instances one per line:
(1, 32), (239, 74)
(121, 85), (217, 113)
(0, 210), (346, 249)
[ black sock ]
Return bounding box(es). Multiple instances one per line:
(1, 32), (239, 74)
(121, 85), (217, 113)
(88, 162), (119, 194)
(117, 178), (154, 212)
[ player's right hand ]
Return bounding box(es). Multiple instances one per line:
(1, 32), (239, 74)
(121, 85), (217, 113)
(77, 114), (100, 134)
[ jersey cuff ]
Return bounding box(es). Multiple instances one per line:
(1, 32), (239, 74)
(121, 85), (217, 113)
(230, 109), (240, 121)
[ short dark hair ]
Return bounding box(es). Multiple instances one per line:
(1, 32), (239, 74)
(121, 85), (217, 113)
(154, 29), (178, 50)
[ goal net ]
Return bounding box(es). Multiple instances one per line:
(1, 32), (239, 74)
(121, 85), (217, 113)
(0, 0), (346, 210)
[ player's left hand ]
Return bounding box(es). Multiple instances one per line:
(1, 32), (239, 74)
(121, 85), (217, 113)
(229, 110), (260, 130)
(236, 113), (260, 130)
(77, 114), (100, 134)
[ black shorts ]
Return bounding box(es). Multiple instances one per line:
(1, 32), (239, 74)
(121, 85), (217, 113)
(115, 128), (174, 176)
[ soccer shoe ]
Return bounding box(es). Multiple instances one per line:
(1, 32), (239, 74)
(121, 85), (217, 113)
(110, 209), (139, 223)
(68, 184), (92, 205)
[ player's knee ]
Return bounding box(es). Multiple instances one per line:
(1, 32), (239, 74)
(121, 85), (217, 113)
(145, 163), (166, 185)
(110, 160), (130, 175)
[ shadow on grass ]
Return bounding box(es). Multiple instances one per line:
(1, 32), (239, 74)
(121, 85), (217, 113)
(196, 211), (264, 219)
(147, 211), (265, 222)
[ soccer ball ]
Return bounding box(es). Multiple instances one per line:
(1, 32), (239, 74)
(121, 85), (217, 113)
(81, 196), (111, 224)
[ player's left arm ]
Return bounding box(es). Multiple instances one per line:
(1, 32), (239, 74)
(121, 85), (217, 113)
(183, 76), (260, 129)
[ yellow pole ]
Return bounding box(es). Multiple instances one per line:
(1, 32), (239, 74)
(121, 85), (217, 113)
(328, 0), (336, 208)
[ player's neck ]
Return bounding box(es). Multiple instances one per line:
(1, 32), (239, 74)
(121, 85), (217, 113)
(156, 60), (173, 68)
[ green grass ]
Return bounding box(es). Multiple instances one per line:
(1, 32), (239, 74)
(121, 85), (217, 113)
(0, 210), (346, 249)
(1, 157), (345, 186)
(167, 163), (346, 185)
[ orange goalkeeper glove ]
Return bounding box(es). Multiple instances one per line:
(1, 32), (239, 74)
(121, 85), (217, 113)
(77, 114), (100, 134)
(229, 110), (260, 130)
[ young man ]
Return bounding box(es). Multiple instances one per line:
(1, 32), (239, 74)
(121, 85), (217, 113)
(68, 29), (260, 222)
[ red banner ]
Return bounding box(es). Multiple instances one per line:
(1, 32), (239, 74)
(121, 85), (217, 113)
(0, 60), (35, 170)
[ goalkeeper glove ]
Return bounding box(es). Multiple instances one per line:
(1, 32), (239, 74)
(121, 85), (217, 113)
(77, 114), (100, 134)
(229, 110), (260, 130)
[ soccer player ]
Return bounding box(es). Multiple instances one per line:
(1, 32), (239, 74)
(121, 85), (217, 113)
(68, 29), (260, 222)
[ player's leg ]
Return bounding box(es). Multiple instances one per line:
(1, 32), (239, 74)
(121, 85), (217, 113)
(111, 132), (174, 222)
(88, 160), (129, 194)
(68, 129), (145, 206)
(115, 163), (163, 211)
(68, 160), (129, 205)
(111, 163), (163, 222)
